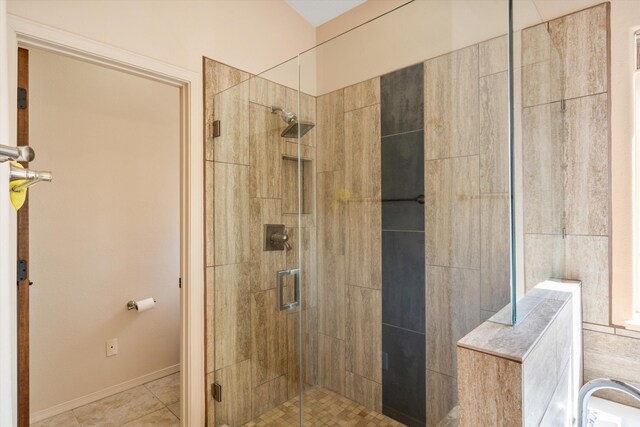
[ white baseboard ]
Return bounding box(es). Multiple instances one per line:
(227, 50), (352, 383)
(30, 364), (180, 424)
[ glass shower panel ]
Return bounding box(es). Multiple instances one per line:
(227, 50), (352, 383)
(249, 56), (306, 425)
(209, 56), (306, 426)
(207, 1), (570, 425)
(300, 1), (517, 425)
(512, 0), (567, 321)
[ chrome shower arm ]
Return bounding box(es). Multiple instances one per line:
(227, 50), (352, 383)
(271, 106), (296, 124)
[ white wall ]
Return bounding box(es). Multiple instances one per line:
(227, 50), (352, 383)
(28, 48), (180, 414)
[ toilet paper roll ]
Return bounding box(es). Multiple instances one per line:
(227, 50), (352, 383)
(135, 297), (156, 312)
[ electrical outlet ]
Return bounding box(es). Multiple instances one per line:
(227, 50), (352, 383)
(106, 338), (118, 357)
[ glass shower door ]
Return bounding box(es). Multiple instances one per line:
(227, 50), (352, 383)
(208, 56), (306, 426)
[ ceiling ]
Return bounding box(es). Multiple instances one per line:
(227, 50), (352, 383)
(285, 0), (367, 27)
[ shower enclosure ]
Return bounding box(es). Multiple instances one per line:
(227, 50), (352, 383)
(204, 0), (568, 425)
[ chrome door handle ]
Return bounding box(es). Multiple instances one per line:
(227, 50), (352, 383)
(277, 269), (300, 311)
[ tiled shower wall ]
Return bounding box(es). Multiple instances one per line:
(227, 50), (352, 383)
(380, 64), (426, 426)
(522, 2), (640, 411)
(204, 60), (319, 426)
(315, 39), (512, 426)
(204, 5), (627, 425)
(316, 77), (383, 412)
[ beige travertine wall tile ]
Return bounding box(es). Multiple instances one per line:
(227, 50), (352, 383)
(555, 301), (573, 374)
(317, 171), (346, 257)
(426, 266), (480, 377)
(522, 318), (558, 427)
(213, 81), (250, 165)
(344, 77), (380, 112)
(250, 76), (288, 109)
(346, 371), (382, 413)
(204, 59), (251, 162)
(522, 59), (562, 108)
(317, 90), (345, 173)
(344, 104), (381, 199)
(215, 263), (251, 370)
(214, 163), (250, 265)
(345, 286), (381, 383)
(213, 360), (252, 427)
(249, 103), (282, 199)
(457, 347), (522, 427)
(425, 45), (479, 160)
(249, 198), (285, 292)
(318, 254), (345, 340)
(304, 308), (319, 387)
(522, 102), (564, 235)
(287, 310), (317, 399)
(548, 3), (608, 100)
(524, 233), (564, 291)
(479, 71), (509, 194)
(204, 58), (251, 106)
(285, 226), (317, 310)
(564, 235), (609, 325)
(251, 289), (288, 387)
(425, 156), (480, 269)
(251, 375), (289, 419)
(318, 334), (345, 394)
(584, 330), (640, 409)
(205, 161), (214, 268)
(522, 23), (551, 66)
(539, 359), (572, 427)
(345, 200), (381, 290)
(426, 370), (457, 427)
(206, 267), (214, 374)
(584, 322), (615, 334)
(480, 194), (511, 313)
(615, 327), (640, 339)
(479, 36), (507, 77)
(563, 93), (609, 236)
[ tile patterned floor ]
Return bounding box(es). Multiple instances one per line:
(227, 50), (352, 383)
(242, 387), (406, 427)
(31, 372), (180, 427)
(34, 378), (407, 426)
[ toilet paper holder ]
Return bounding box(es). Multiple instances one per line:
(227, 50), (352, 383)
(127, 298), (156, 311)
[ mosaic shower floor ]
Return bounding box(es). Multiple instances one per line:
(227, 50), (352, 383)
(242, 387), (405, 427)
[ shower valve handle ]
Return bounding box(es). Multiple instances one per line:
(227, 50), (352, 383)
(271, 230), (292, 251)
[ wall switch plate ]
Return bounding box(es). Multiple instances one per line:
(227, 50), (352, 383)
(106, 338), (118, 357)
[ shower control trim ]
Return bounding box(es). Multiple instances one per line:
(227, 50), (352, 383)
(264, 224), (291, 251)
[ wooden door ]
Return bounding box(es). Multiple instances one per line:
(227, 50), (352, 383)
(17, 46), (30, 427)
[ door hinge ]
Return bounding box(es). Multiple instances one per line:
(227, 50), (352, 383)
(211, 120), (221, 138)
(17, 88), (27, 110)
(178, 277), (182, 289)
(17, 259), (27, 282)
(212, 382), (222, 402)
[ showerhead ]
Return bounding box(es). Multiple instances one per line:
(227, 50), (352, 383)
(281, 121), (316, 139)
(271, 106), (315, 138)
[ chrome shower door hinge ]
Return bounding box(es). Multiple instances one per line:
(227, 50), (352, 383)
(212, 382), (222, 402)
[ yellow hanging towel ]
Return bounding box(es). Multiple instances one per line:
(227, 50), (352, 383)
(9, 161), (28, 211)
